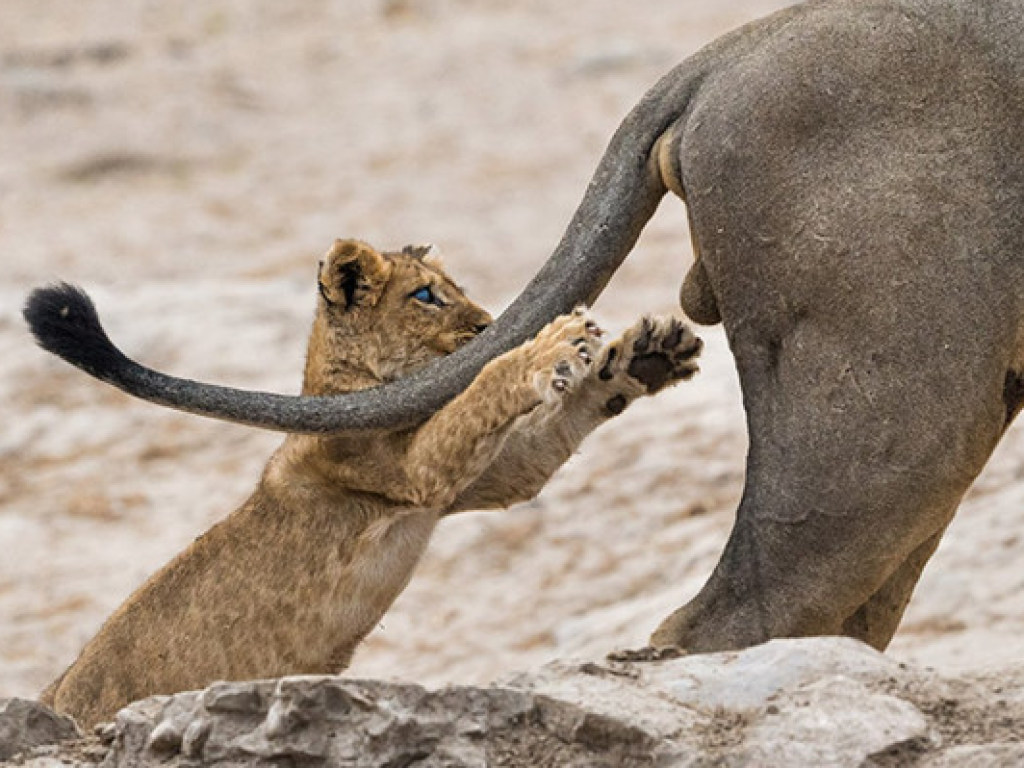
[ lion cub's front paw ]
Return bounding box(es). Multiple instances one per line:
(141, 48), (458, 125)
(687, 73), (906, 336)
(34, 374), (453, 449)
(528, 307), (604, 404)
(600, 316), (702, 395)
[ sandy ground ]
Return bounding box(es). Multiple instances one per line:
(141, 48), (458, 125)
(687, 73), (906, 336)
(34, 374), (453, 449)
(2, 0), (1022, 702)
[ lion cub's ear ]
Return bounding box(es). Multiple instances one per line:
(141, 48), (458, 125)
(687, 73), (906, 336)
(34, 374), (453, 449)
(401, 243), (443, 269)
(318, 239), (393, 310)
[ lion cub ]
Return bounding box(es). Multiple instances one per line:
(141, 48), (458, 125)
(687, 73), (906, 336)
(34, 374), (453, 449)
(42, 239), (702, 726)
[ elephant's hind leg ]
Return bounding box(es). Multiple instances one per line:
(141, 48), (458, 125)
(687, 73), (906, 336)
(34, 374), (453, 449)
(840, 527), (946, 649)
(651, 305), (1015, 653)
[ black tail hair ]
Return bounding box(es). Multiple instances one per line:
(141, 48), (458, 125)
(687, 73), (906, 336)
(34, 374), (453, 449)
(20, 282), (440, 432)
(18, 50), (703, 433)
(23, 283), (131, 383)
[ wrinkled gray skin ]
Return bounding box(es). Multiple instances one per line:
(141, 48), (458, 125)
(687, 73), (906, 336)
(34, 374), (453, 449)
(25, 0), (1024, 653)
(652, 0), (1024, 651)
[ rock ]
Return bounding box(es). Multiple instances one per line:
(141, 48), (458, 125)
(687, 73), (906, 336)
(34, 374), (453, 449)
(738, 676), (929, 766)
(0, 698), (79, 761)
(921, 744), (1024, 767)
(643, 635), (930, 711)
(7, 638), (1024, 767)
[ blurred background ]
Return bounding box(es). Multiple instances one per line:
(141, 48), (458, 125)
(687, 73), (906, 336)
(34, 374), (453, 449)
(2, 0), (1022, 700)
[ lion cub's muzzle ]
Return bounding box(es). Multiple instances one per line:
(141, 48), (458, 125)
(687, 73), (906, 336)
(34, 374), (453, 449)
(453, 321), (491, 350)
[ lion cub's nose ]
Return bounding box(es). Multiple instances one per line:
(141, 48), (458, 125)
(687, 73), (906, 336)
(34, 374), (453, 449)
(473, 322), (490, 335)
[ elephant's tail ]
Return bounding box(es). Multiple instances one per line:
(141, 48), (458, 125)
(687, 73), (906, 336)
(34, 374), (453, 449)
(23, 61), (710, 434)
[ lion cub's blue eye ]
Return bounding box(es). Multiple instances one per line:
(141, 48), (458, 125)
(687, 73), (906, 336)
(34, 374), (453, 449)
(410, 286), (443, 306)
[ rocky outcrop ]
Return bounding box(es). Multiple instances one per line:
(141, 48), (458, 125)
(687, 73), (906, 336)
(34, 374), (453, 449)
(0, 698), (79, 763)
(3, 638), (1022, 767)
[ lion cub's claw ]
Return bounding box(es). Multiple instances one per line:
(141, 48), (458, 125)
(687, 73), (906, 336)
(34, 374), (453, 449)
(530, 308), (603, 401)
(617, 315), (702, 394)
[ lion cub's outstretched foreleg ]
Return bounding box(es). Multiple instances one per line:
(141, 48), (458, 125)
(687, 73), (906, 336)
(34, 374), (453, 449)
(451, 314), (702, 512)
(397, 309), (604, 510)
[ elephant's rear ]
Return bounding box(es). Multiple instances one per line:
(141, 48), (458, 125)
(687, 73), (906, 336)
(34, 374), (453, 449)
(656, 0), (1024, 652)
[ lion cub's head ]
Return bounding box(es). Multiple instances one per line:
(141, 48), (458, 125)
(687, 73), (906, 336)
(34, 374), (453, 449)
(303, 239), (493, 395)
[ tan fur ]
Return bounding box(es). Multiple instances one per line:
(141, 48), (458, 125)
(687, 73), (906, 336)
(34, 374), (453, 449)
(41, 239), (701, 727)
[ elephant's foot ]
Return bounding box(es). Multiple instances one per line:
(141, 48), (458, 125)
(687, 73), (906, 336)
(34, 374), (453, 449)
(648, 520), (951, 654)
